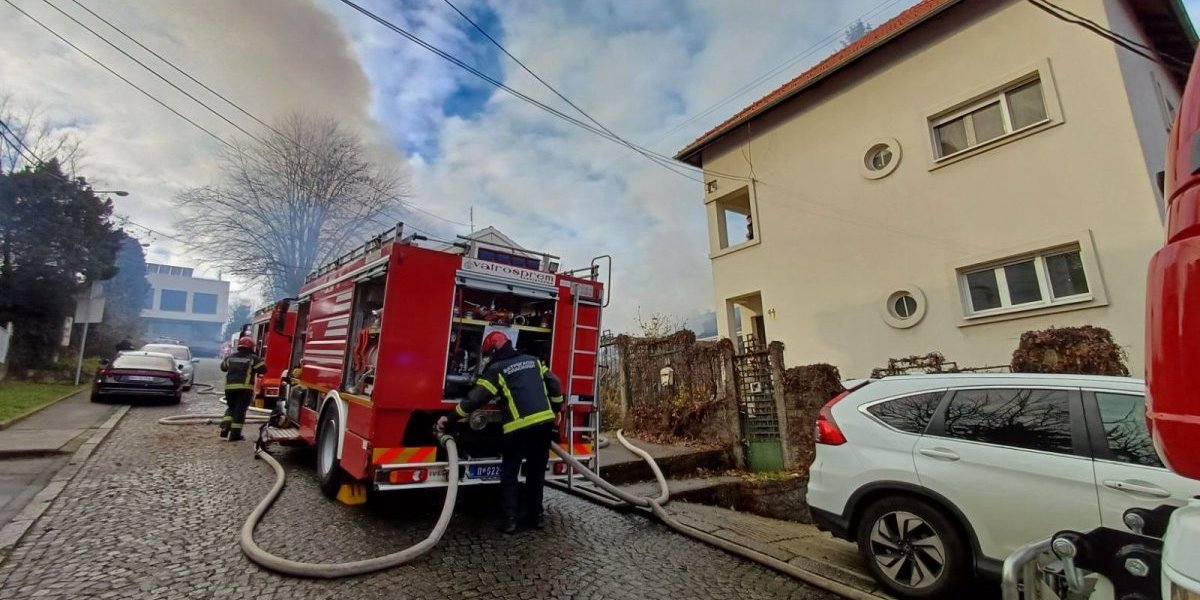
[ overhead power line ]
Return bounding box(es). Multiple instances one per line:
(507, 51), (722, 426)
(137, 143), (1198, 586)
(0, 118), (43, 167)
(36, 0), (266, 144)
(8, 0), (470, 230)
(440, 0), (703, 182)
(1025, 0), (1191, 72)
(2, 0), (237, 150)
(66, 0), (277, 136)
(337, 0), (711, 182)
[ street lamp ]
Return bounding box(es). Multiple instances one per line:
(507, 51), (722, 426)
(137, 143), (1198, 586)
(94, 190), (129, 196)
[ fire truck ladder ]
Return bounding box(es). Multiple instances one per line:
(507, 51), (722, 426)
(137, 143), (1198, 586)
(563, 256), (610, 489)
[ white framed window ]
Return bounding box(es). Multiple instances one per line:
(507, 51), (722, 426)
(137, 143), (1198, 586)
(932, 77), (1049, 159)
(958, 245), (1091, 317)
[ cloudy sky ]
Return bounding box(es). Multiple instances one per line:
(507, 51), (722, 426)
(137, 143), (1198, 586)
(1, 0), (1197, 332)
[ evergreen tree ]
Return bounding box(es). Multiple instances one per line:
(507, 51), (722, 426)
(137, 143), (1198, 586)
(0, 160), (121, 371)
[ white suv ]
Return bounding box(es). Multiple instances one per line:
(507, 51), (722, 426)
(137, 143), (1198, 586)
(806, 374), (1199, 599)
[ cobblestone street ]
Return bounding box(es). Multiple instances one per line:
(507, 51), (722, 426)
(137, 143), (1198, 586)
(0, 360), (837, 600)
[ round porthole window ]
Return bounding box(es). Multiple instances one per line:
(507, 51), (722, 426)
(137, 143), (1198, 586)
(866, 145), (893, 171)
(882, 286), (926, 329)
(892, 293), (918, 319)
(860, 137), (901, 180)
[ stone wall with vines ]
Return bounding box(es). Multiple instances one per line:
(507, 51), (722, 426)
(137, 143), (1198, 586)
(609, 330), (739, 446)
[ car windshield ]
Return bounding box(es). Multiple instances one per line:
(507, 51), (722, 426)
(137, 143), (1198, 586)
(142, 345), (190, 360)
(112, 355), (175, 371)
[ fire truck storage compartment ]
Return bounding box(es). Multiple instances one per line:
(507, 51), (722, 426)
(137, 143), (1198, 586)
(346, 275), (387, 398)
(443, 280), (557, 401)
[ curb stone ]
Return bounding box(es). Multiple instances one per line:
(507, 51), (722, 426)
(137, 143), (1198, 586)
(0, 405), (130, 558)
(0, 386), (88, 430)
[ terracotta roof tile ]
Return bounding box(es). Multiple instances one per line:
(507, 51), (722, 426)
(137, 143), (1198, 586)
(675, 0), (961, 162)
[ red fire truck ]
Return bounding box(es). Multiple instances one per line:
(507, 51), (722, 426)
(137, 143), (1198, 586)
(269, 226), (608, 503)
(249, 300), (298, 409)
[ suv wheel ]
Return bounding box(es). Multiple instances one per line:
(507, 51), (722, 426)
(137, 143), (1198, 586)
(856, 496), (969, 599)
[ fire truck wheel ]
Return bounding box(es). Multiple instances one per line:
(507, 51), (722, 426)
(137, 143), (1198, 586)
(316, 408), (344, 499)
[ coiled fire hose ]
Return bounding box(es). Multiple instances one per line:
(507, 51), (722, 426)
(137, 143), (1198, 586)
(156, 389), (272, 426)
(239, 433), (461, 578)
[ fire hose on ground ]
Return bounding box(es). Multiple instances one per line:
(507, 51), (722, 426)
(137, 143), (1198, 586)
(550, 434), (879, 600)
(159, 395), (878, 597)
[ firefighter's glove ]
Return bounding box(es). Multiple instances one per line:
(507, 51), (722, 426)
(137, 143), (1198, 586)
(435, 416), (449, 434)
(550, 415), (562, 442)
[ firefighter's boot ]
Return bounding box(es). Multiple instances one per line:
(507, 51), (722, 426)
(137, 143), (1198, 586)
(531, 513), (546, 530)
(219, 422), (230, 438)
(497, 518), (518, 535)
(228, 427), (244, 442)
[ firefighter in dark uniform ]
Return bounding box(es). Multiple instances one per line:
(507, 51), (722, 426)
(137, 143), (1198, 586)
(220, 336), (266, 441)
(438, 331), (564, 533)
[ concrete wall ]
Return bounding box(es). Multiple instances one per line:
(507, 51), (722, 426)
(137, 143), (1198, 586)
(699, 0), (1169, 377)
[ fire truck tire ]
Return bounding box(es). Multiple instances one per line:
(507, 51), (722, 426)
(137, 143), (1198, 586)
(316, 408), (344, 499)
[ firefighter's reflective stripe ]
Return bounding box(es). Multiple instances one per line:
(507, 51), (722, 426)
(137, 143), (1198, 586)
(497, 374), (521, 422)
(222, 354), (265, 390)
(549, 395), (564, 406)
(455, 404), (470, 418)
(476, 379), (498, 395)
(502, 408), (555, 434)
(372, 446), (437, 464)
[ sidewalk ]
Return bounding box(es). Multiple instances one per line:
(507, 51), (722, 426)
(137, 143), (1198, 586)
(0, 389), (120, 536)
(665, 502), (893, 598)
(0, 389), (116, 457)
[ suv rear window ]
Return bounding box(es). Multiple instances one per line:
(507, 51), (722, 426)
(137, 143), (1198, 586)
(940, 388), (1074, 455)
(866, 392), (944, 434)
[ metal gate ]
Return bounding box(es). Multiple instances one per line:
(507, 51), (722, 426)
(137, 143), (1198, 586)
(732, 335), (784, 471)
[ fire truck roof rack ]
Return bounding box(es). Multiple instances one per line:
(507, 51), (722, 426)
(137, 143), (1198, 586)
(304, 223), (407, 284)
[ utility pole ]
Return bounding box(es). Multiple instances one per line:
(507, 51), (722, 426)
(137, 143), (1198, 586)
(74, 296), (90, 385)
(469, 207), (474, 233)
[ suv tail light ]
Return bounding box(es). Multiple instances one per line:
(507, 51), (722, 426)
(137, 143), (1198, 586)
(816, 390), (851, 446)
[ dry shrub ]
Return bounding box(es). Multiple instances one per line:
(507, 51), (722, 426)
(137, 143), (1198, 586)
(782, 363), (844, 399)
(1010, 325), (1129, 376)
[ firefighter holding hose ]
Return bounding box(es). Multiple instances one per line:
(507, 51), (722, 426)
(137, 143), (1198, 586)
(438, 331), (564, 534)
(219, 336), (266, 442)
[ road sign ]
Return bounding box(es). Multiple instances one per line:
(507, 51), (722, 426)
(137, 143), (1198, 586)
(74, 282), (106, 324)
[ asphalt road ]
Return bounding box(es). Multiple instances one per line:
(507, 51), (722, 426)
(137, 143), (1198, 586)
(0, 359), (838, 600)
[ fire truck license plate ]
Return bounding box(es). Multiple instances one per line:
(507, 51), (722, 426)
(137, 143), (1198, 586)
(467, 465), (502, 480)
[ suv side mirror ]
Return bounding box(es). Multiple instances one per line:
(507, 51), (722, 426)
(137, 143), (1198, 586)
(191, 358), (200, 364)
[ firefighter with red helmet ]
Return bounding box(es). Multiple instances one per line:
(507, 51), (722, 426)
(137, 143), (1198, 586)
(438, 331), (564, 533)
(219, 336), (266, 441)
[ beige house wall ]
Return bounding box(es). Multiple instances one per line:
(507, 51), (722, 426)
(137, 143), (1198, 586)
(699, 0), (1174, 377)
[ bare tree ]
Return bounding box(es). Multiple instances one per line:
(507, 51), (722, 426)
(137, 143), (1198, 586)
(0, 93), (84, 174)
(634, 308), (684, 338)
(177, 113), (409, 298)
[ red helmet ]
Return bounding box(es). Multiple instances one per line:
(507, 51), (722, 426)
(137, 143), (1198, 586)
(237, 336), (254, 350)
(481, 331), (510, 355)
